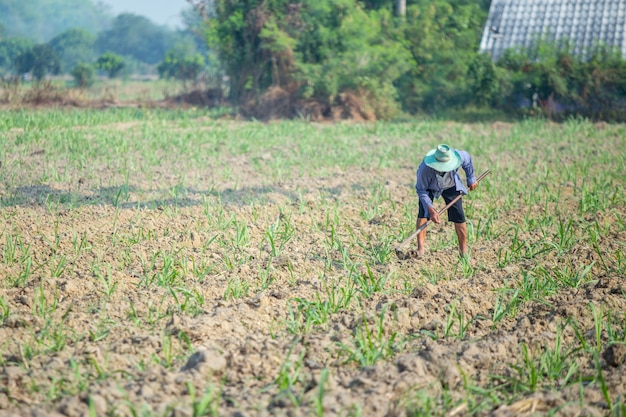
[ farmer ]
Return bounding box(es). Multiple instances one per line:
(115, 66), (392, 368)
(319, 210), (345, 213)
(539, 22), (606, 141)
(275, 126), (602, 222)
(415, 144), (478, 261)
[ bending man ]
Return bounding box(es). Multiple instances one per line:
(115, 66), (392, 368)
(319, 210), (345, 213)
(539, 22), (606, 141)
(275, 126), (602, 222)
(415, 144), (478, 261)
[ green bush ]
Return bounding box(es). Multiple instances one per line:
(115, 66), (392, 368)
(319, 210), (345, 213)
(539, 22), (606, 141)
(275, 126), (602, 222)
(157, 51), (205, 81)
(95, 52), (125, 78)
(71, 62), (94, 88)
(496, 37), (626, 121)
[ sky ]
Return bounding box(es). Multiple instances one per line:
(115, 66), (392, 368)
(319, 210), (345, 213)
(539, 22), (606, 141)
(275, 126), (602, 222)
(100, 0), (190, 28)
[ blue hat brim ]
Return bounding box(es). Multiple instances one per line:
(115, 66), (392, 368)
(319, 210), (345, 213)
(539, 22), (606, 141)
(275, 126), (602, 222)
(424, 148), (462, 172)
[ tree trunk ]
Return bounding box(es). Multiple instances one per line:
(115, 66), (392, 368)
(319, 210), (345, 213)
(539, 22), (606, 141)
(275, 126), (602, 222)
(396, 0), (406, 18)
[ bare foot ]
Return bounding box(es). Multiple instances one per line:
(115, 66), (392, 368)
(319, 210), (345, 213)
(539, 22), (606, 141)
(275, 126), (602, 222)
(395, 249), (411, 260)
(407, 249), (420, 259)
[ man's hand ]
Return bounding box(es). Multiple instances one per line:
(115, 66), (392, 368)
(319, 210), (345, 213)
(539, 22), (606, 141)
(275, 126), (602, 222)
(428, 206), (441, 224)
(468, 182), (478, 191)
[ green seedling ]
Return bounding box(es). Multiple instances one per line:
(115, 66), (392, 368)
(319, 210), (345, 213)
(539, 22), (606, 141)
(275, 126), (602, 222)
(0, 297), (10, 325)
(314, 368), (329, 417)
(33, 285), (59, 319)
(538, 324), (580, 386)
(442, 301), (482, 340)
(169, 286), (205, 316)
(188, 382), (220, 417)
(93, 264), (118, 298)
(224, 278), (250, 300)
(274, 346), (305, 407)
(590, 302), (605, 352)
(338, 306), (398, 367)
(351, 262), (390, 298)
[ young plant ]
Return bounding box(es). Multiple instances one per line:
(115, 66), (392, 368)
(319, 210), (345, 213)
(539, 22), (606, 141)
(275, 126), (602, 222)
(0, 297), (9, 325)
(224, 278), (250, 300)
(188, 382), (220, 417)
(274, 345), (306, 407)
(538, 324), (580, 386)
(351, 262), (390, 298)
(590, 302), (605, 352)
(443, 301), (482, 340)
(338, 306), (398, 367)
(93, 264), (118, 299)
(314, 368), (329, 417)
(33, 285), (59, 319)
(508, 343), (540, 394)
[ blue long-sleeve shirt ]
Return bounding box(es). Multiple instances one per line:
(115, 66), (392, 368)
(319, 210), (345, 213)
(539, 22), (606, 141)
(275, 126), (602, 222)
(415, 149), (476, 217)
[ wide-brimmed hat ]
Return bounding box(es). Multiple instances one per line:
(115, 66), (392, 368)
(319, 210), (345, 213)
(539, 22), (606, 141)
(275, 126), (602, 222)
(424, 144), (462, 172)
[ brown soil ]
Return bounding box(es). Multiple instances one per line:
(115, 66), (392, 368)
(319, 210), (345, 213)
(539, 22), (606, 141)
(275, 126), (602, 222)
(0, 119), (625, 416)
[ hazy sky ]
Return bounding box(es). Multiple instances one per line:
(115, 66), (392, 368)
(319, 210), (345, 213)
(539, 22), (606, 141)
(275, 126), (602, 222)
(100, 0), (190, 28)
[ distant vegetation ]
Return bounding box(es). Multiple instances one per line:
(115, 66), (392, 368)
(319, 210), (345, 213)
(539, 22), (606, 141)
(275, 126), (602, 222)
(187, 0), (626, 121)
(0, 0), (209, 83)
(2, 0), (626, 122)
(0, 0), (110, 42)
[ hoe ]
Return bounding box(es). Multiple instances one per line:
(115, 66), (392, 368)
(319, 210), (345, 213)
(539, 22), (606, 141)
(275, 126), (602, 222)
(394, 169), (491, 260)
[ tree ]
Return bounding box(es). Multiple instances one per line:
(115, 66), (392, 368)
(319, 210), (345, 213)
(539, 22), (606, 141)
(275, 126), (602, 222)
(14, 44), (61, 80)
(158, 50), (205, 82)
(48, 28), (96, 73)
(71, 62), (94, 87)
(95, 52), (125, 78)
(95, 13), (172, 65)
(198, 0), (410, 118)
(396, 0), (406, 17)
(0, 37), (33, 74)
(466, 52), (502, 106)
(394, 0), (488, 112)
(295, 1), (411, 116)
(192, 0), (492, 117)
(0, 0), (110, 42)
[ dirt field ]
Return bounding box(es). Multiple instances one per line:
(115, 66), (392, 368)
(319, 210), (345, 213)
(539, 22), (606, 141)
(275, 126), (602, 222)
(1, 116), (625, 416)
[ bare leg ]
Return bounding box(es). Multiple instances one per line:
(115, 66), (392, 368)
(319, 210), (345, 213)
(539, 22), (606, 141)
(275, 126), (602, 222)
(454, 222), (468, 256)
(454, 222), (474, 263)
(416, 218), (428, 255)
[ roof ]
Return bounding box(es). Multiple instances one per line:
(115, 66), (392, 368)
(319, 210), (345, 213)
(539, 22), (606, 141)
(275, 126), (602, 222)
(480, 0), (626, 61)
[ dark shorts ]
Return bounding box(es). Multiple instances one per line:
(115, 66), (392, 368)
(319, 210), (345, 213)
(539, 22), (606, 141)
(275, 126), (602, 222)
(418, 187), (466, 223)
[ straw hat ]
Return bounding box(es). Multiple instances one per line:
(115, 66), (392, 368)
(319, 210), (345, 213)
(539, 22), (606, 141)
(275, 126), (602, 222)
(424, 144), (462, 172)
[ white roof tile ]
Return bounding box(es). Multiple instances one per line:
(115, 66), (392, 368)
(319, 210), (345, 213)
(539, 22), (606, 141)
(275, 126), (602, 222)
(480, 0), (626, 60)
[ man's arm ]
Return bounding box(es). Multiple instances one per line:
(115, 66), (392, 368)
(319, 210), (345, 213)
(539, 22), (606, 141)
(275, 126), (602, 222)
(415, 163), (436, 219)
(458, 150), (477, 190)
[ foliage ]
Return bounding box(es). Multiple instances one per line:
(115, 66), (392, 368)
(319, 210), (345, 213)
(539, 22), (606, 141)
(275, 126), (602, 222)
(0, 0), (110, 42)
(196, 0), (486, 117)
(394, 0), (488, 112)
(201, 0), (411, 118)
(95, 13), (175, 65)
(48, 28), (96, 73)
(158, 50), (206, 82)
(496, 37), (626, 121)
(13, 44), (61, 80)
(156, 34), (210, 82)
(70, 62), (94, 88)
(202, 0), (287, 102)
(95, 52), (125, 78)
(466, 51), (503, 107)
(0, 37), (33, 74)
(294, 2), (411, 117)
(0, 1), (204, 76)
(3, 0), (626, 122)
